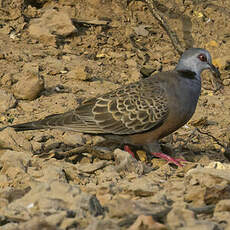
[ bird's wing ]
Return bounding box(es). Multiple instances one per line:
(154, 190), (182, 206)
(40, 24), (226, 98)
(10, 77), (169, 134)
(70, 77), (169, 134)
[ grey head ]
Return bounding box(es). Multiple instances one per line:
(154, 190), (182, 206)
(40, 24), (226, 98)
(175, 48), (220, 79)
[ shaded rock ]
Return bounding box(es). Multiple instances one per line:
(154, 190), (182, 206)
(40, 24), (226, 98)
(0, 150), (33, 200)
(0, 128), (32, 152)
(206, 162), (230, 170)
(184, 185), (206, 206)
(85, 219), (119, 230)
(28, 9), (77, 45)
(60, 218), (79, 230)
(0, 150), (32, 175)
(43, 212), (66, 227)
(167, 205), (196, 230)
(213, 56), (230, 71)
(185, 167), (230, 205)
(107, 198), (170, 219)
(177, 221), (221, 230)
(89, 195), (105, 217)
(77, 160), (110, 174)
(0, 179), (104, 226)
(117, 175), (159, 197)
(62, 132), (85, 146)
(9, 216), (60, 230)
(66, 65), (88, 81)
(114, 148), (145, 175)
(0, 0), (24, 21)
(128, 215), (167, 230)
(215, 199), (230, 212)
(133, 25), (149, 37)
(41, 56), (65, 76)
(0, 187), (31, 205)
(0, 89), (16, 113)
(33, 162), (69, 183)
(96, 185), (115, 206)
(214, 199), (230, 222)
(0, 198), (8, 209)
(223, 78), (230, 86)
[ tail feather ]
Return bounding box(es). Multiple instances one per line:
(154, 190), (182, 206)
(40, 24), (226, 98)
(0, 111), (103, 133)
(0, 120), (46, 132)
(10, 121), (45, 131)
(1, 113), (64, 132)
(8, 113), (71, 132)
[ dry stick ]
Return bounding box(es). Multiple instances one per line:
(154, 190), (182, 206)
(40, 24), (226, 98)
(196, 127), (226, 149)
(143, 0), (184, 55)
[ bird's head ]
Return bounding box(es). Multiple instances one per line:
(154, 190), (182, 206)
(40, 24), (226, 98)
(176, 48), (220, 78)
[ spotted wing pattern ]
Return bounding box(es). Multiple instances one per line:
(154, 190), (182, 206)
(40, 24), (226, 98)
(10, 77), (169, 135)
(74, 77), (169, 134)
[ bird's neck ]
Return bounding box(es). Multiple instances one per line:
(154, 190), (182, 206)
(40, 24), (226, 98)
(175, 67), (201, 82)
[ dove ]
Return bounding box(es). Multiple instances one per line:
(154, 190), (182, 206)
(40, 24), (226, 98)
(0, 48), (220, 166)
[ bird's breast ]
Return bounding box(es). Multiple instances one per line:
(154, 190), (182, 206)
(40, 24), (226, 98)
(124, 78), (201, 146)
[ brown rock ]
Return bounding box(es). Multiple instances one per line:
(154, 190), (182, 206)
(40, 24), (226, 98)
(185, 168), (230, 205)
(177, 222), (221, 230)
(128, 215), (167, 230)
(107, 197), (169, 219)
(12, 72), (44, 100)
(0, 128), (32, 152)
(0, 150), (32, 173)
(214, 199), (230, 222)
(114, 148), (144, 175)
(28, 9), (77, 45)
(184, 186), (206, 206)
(85, 220), (119, 230)
(66, 65), (87, 81)
(13, 216), (60, 230)
(215, 199), (230, 212)
(212, 56), (230, 70)
(167, 205), (196, 229)
(77, 160), (110, 174)
(62, 132), (85, 146)
(133, 25), (150, 37)
(0, 89), (16, 112)
(223, 79), (230, 86)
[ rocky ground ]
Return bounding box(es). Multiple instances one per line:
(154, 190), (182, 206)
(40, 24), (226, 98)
(0, 0), (230, 229)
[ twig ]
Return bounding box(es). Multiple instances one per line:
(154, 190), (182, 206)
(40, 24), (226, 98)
(187, 204), (215, 215)
(72, 18), (110, 27)
(131, 0), (184, 54)
(196, 127), (226, 149)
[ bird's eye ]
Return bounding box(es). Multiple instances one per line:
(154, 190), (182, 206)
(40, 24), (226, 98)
(198, 53), (207, 62)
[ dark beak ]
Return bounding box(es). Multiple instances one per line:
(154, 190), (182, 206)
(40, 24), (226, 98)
(209, 63), (220, 78)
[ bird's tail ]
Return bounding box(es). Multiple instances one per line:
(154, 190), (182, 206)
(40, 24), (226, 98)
(0, 120), (47, 132)
(10, 121), (46, 131)
(0, 113), (63, 132)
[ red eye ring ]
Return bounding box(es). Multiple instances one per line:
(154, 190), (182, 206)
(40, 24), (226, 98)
(198, 53), (207, 62)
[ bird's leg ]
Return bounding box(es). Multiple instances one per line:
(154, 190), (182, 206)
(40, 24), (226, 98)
(146, 142), (187, 167)
(124, 145), (135, 158)
(150, 152), (187, 167)
(124, 143), (187, 167)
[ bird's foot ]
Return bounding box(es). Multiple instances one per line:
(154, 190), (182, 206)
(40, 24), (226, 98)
(124, 145), (186, 167)
(151, 152), (187, 167)
(124, 145), (135, 158)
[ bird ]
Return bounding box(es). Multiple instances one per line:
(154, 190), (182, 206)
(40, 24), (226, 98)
(0, 48), (220, 166)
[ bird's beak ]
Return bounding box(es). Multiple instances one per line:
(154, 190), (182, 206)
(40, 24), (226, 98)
(209, 63), (220, 78)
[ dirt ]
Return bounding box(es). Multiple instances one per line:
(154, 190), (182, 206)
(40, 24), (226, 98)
(0, 0), (230, 229)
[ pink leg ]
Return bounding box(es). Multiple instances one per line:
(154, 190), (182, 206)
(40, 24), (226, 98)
(151, 152), (187, 167)
(124, 145), (135, 158)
